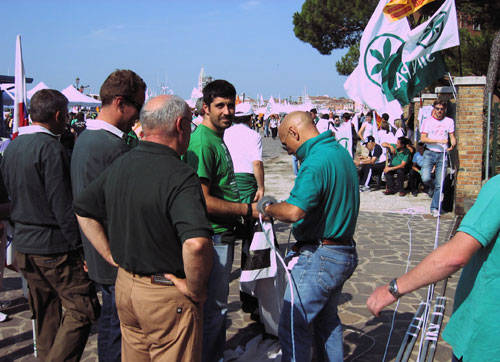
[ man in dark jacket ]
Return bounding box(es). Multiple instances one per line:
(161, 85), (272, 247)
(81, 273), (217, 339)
(71, 69), (146, 361)
(1, 89), (99, 361)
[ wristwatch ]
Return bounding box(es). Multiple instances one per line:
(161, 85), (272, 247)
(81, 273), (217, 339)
(388, 278), (402, 299)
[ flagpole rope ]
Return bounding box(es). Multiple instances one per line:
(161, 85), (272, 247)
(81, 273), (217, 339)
(416, 145), (448, 361)
(382, 207), (416, 362)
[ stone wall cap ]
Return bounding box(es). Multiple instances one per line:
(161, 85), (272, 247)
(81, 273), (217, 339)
(435, 86), (454, 94)
(411, 94), (438, 102)
(453, 76), (486, 85)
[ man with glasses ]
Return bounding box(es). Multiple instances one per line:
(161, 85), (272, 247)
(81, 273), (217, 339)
(1, 90), (100, 360)
(420, 99), (456, 217)
(71, 69), (146, 362)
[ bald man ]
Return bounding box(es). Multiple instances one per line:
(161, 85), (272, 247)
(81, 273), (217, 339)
(262, 111), (360, 361)
(74, 95), (213, 361)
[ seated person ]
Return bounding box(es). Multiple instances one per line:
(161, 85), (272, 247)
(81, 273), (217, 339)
(409, 142), (425, 196)
(382, 137), (411, 196)
(355, 136), (386, 191)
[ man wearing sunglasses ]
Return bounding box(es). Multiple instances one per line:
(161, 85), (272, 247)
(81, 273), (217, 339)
(71, 69), (146, 362)
(420, 99), (456, 217)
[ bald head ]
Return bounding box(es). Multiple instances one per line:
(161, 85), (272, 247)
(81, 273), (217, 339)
(279, 111), (320, 155)
(140, 95), (189, 135)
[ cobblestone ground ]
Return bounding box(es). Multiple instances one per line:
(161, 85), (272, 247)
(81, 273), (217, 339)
(0, 134), (460, 361)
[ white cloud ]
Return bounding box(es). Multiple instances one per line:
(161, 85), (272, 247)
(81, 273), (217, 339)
(240, 0), (261, 10)
(86, 25), (125, 41)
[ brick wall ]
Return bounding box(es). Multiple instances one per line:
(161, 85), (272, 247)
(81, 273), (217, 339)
(454, 77), (486, 214)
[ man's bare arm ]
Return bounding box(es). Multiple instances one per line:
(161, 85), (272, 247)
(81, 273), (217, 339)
(200, 181), (259, 218)
(367, 232), (481, 316)
(166, 237), (213, 303)
(264, 201), (305, 223)
(420, 132), (447, 145)
(76, 215), (118, 267)
(252, 160), (265, 201)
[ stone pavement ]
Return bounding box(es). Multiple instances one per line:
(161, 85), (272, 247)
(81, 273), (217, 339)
(0, 135), (460, 361)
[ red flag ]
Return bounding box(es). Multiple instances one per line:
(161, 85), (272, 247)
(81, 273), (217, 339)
(13, 35), (28, 139)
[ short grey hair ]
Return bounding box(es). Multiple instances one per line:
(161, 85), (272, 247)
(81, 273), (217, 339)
(140, 95), (189, 133)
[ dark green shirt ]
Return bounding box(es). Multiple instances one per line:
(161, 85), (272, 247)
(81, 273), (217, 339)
(287, 131), (359, 242)
(184, 124), (240, 233)
(390, 145), (410, 167)
(2, 131), (81, 254)
(71, 129), (130, 284)
(74, 141), (212, 277)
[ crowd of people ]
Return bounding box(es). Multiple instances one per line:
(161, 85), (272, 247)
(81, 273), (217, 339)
(0, 69), (497, 362)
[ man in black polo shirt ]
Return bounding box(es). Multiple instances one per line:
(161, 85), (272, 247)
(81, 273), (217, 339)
(1, 89), (99, 361)
(71, 69), (146, 361)
(74, 95), (213, 361)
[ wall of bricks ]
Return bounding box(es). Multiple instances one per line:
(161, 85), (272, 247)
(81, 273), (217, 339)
(453, 76), (486, 214)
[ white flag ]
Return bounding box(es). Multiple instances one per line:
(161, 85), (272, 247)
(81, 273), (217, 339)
(14, 34), (27, 138)
(344, 0), (409, 120)
(401, 0), (459, 63)
(344, 0), (455, 120)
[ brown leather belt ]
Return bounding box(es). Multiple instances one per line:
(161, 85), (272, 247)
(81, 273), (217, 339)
(321, 238), (352, 246)
(294, 237), (353, 250)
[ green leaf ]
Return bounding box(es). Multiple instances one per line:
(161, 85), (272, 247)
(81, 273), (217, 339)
(383, 38), (392, 59)
(370, 49), (384, 62)
(371, 63), (383, 75)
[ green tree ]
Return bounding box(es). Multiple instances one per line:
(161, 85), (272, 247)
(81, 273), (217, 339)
(292, 0), (377, 54)
(335, 43), (359, 76)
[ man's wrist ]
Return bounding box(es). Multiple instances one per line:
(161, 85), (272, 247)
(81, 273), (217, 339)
(388, 278), (402, 299)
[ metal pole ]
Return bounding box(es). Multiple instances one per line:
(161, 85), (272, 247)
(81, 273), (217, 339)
(486, 93), (492, 180)
(395, 302), (426, 362)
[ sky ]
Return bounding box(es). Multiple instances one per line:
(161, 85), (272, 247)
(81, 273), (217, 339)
(1, 0), (350, 100)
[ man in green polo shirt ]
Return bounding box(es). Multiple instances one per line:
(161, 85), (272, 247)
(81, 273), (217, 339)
(184, 79), (259, 362)
(367, 175), (500, 362)
(260, 111), (359, 361)
(382, 136), (411, 196)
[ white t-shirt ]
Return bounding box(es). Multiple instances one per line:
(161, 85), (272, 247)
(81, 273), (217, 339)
(315, 118), (331, 134)
(223, 123), (262, 174)
(421, 115), (454, 152)
(361, 121), (374, 140)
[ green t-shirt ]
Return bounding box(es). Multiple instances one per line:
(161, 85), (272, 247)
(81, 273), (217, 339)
(184, 124), (240, 233)
(390, 145), (410, 167)
(287, 131), (359, 242)
(441, 175), (500, 361)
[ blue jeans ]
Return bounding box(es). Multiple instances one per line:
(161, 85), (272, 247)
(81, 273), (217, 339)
(97, 284), (121, 362)
(421, 150), (447, 212)
(279, 244), (358, 362)
(202, 233), (235, 362)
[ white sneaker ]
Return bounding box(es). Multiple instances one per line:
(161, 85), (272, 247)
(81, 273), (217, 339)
(431, 209), (440, 217)
(0, 312), (7, 322)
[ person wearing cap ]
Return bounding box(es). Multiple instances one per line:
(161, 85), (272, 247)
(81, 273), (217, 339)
(382, 136), (411, 196)
(184, 80), (260, 361)
(355, 135), (387, 191)
(224, 102), (264, 317)
(260, 111), (359, 361)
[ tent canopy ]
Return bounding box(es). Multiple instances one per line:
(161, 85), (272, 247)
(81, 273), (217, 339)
(27, 82), (49, 98)
(61, 85), (101, 107)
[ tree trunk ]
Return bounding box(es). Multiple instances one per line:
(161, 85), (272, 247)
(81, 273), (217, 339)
(484, 30), (500, 108)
